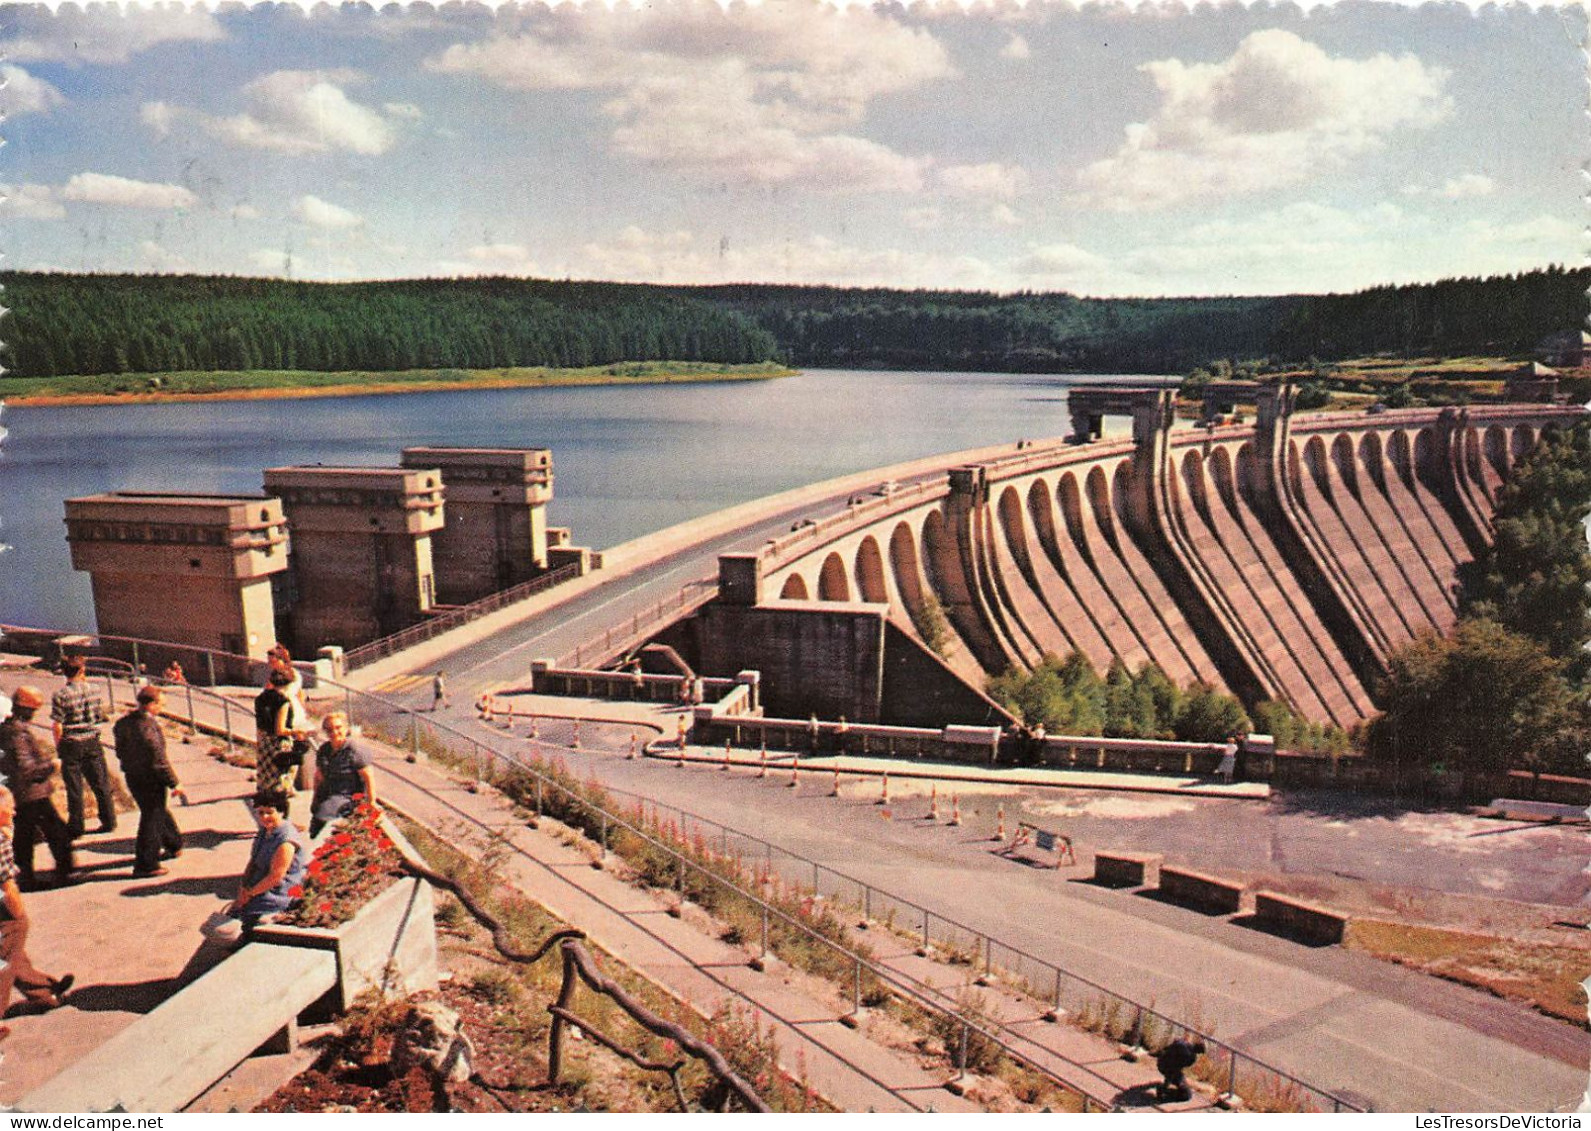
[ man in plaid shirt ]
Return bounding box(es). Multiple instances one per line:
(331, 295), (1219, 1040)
(51, 655), (118, 837)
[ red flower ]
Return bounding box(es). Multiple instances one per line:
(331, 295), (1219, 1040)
(287, 885), (304, 898)
(318, 900), (333, 912)
(366, 864), (384, 874)
(334, 832), (353, 845)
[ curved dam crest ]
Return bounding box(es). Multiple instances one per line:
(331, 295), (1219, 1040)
(694, 392), (1583, 729)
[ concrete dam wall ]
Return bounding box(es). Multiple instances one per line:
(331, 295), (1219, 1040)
(713, 393), (1582, 728)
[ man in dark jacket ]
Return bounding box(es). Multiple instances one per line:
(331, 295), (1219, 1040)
(111, 684), (185, 877)
(1156, 1037), (1206, 1102)
(0, 687), (74, 889)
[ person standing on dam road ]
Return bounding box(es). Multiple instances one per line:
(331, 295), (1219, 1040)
(51, 654), (117, 837)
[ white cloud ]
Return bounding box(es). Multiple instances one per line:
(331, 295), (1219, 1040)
(989, 204), (1022, 227)
(138, 240), (189, 272)
(1013, 242), (1108, 281)
(60, 172), (197, 210)
(140, 101), (175, 138)
(230, 204), (262, 221)
(1404, 173), (1495, 200)
(382, 102), (424, 121)
(1064, 202), (1580, 297)
(146, 70), (401, 156)
(250, 248), (294, 274)
(0, 183), (65, 220)
(904, 206), (942, 230)
(1077, 30), (1451, 210)
(1, 65), (66, 116)
(1000, 34), (1031, 61)
(563, 225), (1000, 290)
(937, 162), (1029, 200)
(435, 243), (542, 275)
(2, 7), (224, 65)
(427, 5), (950, 193)
(293, 194), (364, 230)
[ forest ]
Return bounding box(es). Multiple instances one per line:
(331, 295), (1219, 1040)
(0, 273), (780, 379)
(0, 265), (1583, 380)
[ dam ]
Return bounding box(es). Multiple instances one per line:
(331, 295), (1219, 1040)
(680, 387), (1581, 728)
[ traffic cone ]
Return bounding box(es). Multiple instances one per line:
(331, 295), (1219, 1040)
(572, 718), (581, 749)
(876, 772), (889, 806)
(627, 734), (637, 760)
(830, 766), (841, 797)
(929, 784), (939, 821)
(722, 739), (732, 771)
(677, 716), (688, 749)
(528, 716), (539, 740)
(950, 794), (961, 826)
(758, 744), (768, 779)
(787, 754), (800, 788)
(995, 806), (1006, 842)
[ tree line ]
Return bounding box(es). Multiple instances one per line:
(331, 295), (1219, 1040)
(1, 265), (1583, 381)
(0, 273), (780, 378)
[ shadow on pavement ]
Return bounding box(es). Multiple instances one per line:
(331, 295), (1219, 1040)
(56, 935), (237, 1014)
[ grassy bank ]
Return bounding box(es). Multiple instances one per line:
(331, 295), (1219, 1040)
(0, 360), (796, 406)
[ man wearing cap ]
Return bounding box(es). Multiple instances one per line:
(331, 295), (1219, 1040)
(0, 687), (75, 889)
(51, 656), (118, 837)
(111, 685), (185, 878)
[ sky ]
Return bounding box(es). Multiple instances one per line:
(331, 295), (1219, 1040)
(0, 1), (1584, 298)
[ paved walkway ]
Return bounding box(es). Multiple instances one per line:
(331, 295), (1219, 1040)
(0, 673), (260, 1105)
(0, 669), (1195, 1113)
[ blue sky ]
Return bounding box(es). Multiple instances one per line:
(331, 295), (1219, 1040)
(1, 1), (1583, 297)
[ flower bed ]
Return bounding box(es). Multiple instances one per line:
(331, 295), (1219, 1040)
(254, 801), (437, 1012)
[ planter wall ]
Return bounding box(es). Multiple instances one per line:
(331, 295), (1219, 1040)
(253, 822), (438, 1012)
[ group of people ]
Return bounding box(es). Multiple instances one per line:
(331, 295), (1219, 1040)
(0, 644), (381, 1028)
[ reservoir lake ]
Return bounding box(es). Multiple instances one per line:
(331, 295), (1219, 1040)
(1, 369), (1153, 633)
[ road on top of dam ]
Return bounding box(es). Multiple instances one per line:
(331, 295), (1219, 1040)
(357, 458), (1590, 1114)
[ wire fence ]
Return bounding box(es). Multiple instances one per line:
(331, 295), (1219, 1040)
(5, 624), (1363, 1113)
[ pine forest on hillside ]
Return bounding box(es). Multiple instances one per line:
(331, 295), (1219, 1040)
(1, 266), (1584, 380)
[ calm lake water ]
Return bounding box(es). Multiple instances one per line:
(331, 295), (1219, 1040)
(0, 369), (1153, 632)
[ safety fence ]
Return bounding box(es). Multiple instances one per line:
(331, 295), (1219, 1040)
(556, 578), (718, 670)
(3, 625), (1363, 1112)
(342, 561), (583, 671)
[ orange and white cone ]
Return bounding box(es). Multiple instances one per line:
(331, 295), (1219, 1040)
(722, 739), (732, 771)
(571, 718), (581, 749)
(995, 806), (1006, 842)
(627, 734), (637, 760)
(787, 754), (800, 788)
(758, 744), (768, 779)
(876, 772), (890, 806)
(930, 784), (939, 821)
(950, 794), (962, 826)
(830, 766), (841, 797)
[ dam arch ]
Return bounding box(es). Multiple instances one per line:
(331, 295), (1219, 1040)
(855, 535), (889, 604)
(818, 552), (850, 602)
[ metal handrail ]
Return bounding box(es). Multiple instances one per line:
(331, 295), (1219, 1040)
(343, 561), (582, 670)
(2, 624), (1364, 1112)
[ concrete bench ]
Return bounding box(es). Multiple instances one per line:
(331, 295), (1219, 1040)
(1252, 892), (1348, 946)
(1092, 851), (1161, 888)
(1156, 866), (1246, 914)
(19, 943), (337, 1114)
(1484, 798), (1588, 824)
